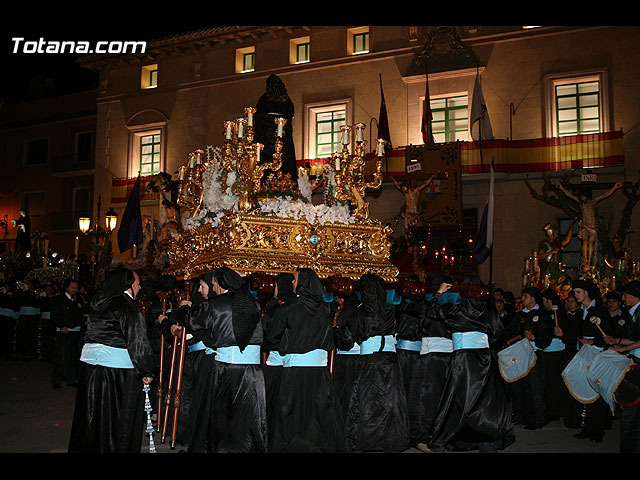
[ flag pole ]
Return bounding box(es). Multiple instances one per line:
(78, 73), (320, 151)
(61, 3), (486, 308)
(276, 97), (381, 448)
(488, 159), (494, 290)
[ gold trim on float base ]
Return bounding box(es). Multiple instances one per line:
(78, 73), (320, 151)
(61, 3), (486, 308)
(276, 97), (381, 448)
(164, 211), (399, 282)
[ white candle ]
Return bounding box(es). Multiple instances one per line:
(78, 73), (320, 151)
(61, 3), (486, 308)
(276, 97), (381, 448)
(335, 157), (341, 171)
(225, 121), (234, 140)
(189, 155), (196, 169)
(74, 236), (79, 257)
(377, 139), (385, 156)
(179, 166), (185, 180)
(237, 120), (244, 138)
(276, 118), (285, 137)
(341, 126), (350, 145)
(246, 107), (255, 127)
(196, 152), (202, 164)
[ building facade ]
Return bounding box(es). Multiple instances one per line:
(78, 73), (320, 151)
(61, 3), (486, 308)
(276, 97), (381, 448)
(66, 25), (640, 292)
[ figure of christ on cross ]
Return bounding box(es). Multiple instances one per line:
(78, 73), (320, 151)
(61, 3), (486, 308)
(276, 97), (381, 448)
(392, 174), (436, 234)
(557, 181), (623, 272)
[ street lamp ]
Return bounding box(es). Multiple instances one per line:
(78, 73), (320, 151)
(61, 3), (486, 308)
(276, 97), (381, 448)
(105, 208), (118, 232)
(78, 216), (91, 234)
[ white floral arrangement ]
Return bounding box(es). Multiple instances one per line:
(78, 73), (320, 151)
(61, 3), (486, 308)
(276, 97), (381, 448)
(182, 149), (355, 229)
(258, 196), (356, 225)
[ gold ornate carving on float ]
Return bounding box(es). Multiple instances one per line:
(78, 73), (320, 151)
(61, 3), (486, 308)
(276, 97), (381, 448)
(165, 107), (399, 282)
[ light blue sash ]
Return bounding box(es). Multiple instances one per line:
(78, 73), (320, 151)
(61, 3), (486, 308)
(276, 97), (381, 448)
(420, 336), (454, 355)
(542, 337), (566, 353)
(19, 306), (39, 316)
(41, 311), (51, 320)
(80, 343), (134, 369)
(283, 349), (328, 367)
(215, 345), (261, 365)
(266, 350), (285, 366)
(188, 341), (206, 353)
(396, 339), (422, 352)
(360, 335), (396, 355)
(629, 348), (640, 359)
(425, 292), (462, 304)
(337, 343), (360, 355)
(0, 308), (14, 318)
(452, 331), (489, 350)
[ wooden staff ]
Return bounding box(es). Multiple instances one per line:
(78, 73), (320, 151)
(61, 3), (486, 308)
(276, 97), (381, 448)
(170, 325), (188, 449)
(552, 304), (559, 328)
(161, 332), (179, 444)
(156, 296), (167, 432)
(328, 302), (344, 379)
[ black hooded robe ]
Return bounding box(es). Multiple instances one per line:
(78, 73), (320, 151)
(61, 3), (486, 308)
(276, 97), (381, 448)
(266, 268), (345, 453)
(185, 268), (267, 453)
(68, 270), (156, 453)
(261, 272), (296, 446)
(426, 296), (515, 452)
(336, 274), (409, 452)
(407, 294), (454, 447)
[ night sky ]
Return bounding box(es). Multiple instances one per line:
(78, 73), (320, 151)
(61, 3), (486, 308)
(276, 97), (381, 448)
(0, 22), (213, 105)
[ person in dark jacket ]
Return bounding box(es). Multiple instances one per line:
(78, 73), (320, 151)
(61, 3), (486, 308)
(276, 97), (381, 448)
(51, 279), (84, 388)
(510, 287), (554, 430)
(571, 278), (614, 443)
(68, 269), (155, 453)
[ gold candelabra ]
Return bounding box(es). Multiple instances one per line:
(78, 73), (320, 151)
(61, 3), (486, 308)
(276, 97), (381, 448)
(332, 122), (385, 221)
(220, 107), (285, 212)
(177, 149), (206, 217)
(177, 107), (286, 215)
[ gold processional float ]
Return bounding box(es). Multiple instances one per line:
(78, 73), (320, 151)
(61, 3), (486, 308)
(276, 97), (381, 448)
(164, 107), (399, 284)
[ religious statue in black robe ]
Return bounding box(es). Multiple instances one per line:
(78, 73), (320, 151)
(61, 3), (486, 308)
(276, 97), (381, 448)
(254, 74), (297, 182)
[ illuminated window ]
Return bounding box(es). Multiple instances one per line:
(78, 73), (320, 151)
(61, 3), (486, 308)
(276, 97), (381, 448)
(429, 95), (469, 143)
(141, 64), (158, 89)
(348, 27), (369, 55)
(305, 100), (352, 160)
(545, 69), (609, 138)
(555, 81), (600, 136)
(128, 127), (164, 177)
(290, 36), (310, 64)
(236, 46), (255, 73)
(139, 133), (161, 175)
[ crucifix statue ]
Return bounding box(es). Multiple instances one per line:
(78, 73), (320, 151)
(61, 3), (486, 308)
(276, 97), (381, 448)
(392, 174), (436, 234)
(557, 181), (623, 271)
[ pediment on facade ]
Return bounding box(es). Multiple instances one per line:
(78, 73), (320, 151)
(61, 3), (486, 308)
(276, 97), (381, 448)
(406, 26), (480, 76)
